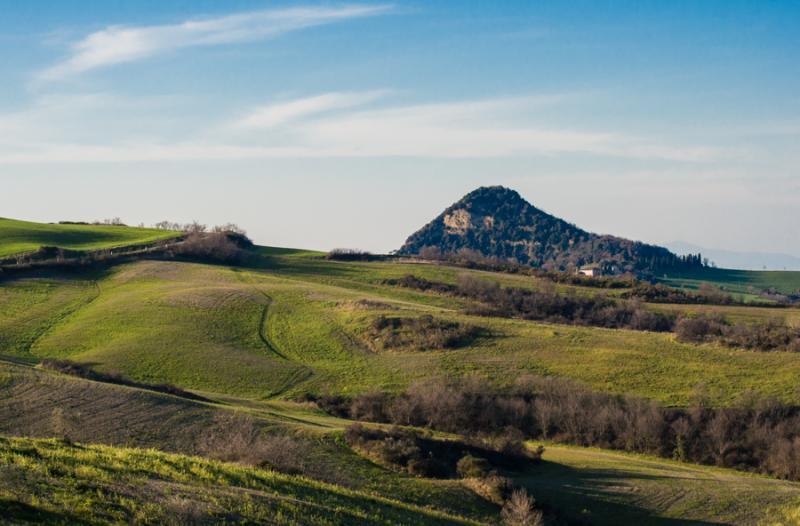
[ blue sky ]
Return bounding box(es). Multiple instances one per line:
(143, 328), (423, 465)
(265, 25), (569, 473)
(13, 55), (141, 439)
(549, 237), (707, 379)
(1, 1), (798, 256)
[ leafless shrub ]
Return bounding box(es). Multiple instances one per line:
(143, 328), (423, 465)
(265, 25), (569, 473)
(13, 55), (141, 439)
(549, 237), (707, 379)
(161, 496), (210, 526)
(368, 315), (480, 351)
(256, 434), (311, 475)
(198, 413), (265, 465)
(173, 233), (243, 263)
(501, 489), (545, 526)
(212, 223), (247, 236)
(321, 375), (800, 481)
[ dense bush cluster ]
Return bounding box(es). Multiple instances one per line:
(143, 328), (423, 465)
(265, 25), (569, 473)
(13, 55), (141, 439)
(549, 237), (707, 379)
(39, 359), (210, 402)
(172, 232), (246, 264)
(387, 274), (800, 352)
(344, 423), (537, 479)
(326, 249), (382, 261)
(676, 315), (800, 352)
(368, 315), (480, 351)
(321, 376), (800, 481)
(418, 247), (634, 289)
(624, 282), (743, 306)
(386, 275), (674, 332)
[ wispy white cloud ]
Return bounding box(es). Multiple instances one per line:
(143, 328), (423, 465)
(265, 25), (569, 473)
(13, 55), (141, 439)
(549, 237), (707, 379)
(233, 90), (390, 129)
(39, 5), (392, 80)
(0, 91), (723, 163)
(235, 93), (720, 161)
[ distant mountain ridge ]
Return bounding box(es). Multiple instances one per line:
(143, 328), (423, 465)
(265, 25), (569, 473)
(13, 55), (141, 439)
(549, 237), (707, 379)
(398, 186), (701, 274)
(666, 241), (800, 271)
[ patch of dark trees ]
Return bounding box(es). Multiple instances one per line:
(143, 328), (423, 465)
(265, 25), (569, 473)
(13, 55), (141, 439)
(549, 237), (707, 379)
(622, 282), (784, 307)
(172, 232), (251, 264)
(417, 247), (636, 288)
(326, 249), (390, 262)
(368, 315), (481, 351)
(38, 359), (211, 403)
(385, 274), (800, 352)
(344, 423), (539, 479)
(316, 376), (800, 481)
(675, 315), (800, 352)
(385, 274), (675, 332)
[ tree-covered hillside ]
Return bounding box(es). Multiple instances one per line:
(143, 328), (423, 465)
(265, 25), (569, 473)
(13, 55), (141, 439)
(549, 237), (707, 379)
(399, 187), (703, 274)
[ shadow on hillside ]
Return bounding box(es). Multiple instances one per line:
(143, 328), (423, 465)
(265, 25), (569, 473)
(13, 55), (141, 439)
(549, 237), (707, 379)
(516, 459), (723, 526)
(0, 498), (93, 525)
(244, 252), (372, 280)
(0, 264), (116, 285)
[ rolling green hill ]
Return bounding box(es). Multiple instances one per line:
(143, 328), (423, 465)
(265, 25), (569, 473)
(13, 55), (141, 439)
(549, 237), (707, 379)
(0, 217), (179, 258)
(0, 436), (486, 526)
(2, 362), (799, 525)
(3, 253), (800, 405)
(4, 216), (800, 524)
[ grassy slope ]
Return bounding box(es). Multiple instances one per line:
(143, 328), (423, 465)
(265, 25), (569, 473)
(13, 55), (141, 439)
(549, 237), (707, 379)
(0, 217), (179, 257)
(2, 363), (798, 525)
(4, 434), (798, 526)
(0, 253), (797, 405)
(658, 267), (800, 296)
(0, 436), (484, 526)
(518, 444), (800, 526)
(0, 361), (496, 524)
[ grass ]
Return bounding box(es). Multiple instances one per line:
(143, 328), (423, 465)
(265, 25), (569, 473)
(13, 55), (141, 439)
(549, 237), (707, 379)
(0, 435), (486, 526)
(0, 361), (498, 523)
(658, 266), (800, 296)
(6, 222), (800, 523)
(2, 348), (800, 525)
(0, 253), (798, 406)
(0, 217), (179, 258)
(517, 443), (800, 525)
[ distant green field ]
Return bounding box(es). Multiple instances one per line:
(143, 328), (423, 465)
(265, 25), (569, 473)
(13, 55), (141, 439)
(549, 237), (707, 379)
(658, 267), (800, 296)
(0, 217), (179, 257)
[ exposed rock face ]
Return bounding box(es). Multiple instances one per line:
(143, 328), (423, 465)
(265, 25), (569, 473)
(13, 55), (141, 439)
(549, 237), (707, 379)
(398, 186), (692, 273)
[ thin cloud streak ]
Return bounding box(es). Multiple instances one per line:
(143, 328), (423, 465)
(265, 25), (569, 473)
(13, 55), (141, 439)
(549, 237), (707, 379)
(39, 5), (392, 80)
(233, 90), (390, 129)
(0, 92), (722, 163)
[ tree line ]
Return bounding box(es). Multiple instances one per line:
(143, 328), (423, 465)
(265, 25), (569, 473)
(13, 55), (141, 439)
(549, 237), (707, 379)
(313, 375), (800, 481)
(385, 274), (800, 352)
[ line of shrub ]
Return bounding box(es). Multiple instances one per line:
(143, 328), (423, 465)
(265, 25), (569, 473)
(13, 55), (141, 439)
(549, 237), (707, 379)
(675, 314), (800, 352)
(385, 274), (800, 352)
(385, 274), (675, 332)
(315, 375), (800, 481)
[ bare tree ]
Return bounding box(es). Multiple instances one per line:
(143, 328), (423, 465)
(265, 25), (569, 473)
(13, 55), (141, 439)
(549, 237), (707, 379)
(501, 489), (544, 526)
(212, 223), (246, 235)
(183, 220), (207, 234)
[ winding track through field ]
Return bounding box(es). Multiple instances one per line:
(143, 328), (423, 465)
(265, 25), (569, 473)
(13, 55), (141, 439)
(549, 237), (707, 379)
(232, 269), (316, 396)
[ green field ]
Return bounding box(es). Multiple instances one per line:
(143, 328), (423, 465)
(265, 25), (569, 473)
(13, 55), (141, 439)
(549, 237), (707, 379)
(518, 444), (800, 525)
(4, 223), (800, 524)
(2, 253), (800, 405)
(0, 435), (487, 526)
(2, 362), (799, 525)
(0, 217), (179, 257)
(658, 267), (800, 296)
